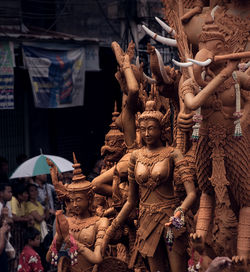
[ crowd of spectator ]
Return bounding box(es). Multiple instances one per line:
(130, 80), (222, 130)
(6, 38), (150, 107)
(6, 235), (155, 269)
(0, 155), (68, 272)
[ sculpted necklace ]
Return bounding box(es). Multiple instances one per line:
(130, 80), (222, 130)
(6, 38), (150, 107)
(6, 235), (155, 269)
(138, 146), (172, 167)
(69, 216), (100, 233)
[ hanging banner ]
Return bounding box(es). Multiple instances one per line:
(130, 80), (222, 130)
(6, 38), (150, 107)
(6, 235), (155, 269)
(0, 41), (15, 110)
(23, 46), (85, 108)
(85, 44), (100, 71)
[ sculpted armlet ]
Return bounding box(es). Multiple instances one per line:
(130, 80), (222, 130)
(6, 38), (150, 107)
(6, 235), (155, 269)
(196, 193), (213, 232)
(238, 208), (250, 254)
(95, 222), (109, 247)
(128, 150), (137, 183)
(174, 158), (194, 185)
(180, 78), (196, 101)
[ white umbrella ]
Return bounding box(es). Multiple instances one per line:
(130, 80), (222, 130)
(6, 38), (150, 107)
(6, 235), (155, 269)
(10, 154), (74, 179)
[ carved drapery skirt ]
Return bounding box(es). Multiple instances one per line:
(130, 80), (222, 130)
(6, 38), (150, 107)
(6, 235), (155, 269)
(129, 196), (187, 267)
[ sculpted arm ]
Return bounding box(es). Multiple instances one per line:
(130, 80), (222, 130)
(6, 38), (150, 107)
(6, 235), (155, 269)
(112, 42), (140, 147)
(92, 157), (129, 197)
(104, 151), (138, 242)
(172, 149), (196, 212)
(113, 151), (138, 224)
(184, 73), (227, 110)
(184, 63), (238, 111)
(195, 192), (213, 239)
(92, 166), (115, 196)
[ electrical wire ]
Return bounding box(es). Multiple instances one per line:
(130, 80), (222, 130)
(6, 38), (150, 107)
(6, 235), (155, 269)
(30, 0), (71, 33)
(94, 0), (120, 38)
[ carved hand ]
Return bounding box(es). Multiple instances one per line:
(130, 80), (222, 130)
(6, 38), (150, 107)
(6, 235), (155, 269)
(231, 255), (247, 271)
(55, 210), (69, 243)
(220, 59), (240, 78)
(46, 158), (59, 183)
(190, 232), (205, 254)
(177, 111), (194, 132)
(165, 210), (182, 227)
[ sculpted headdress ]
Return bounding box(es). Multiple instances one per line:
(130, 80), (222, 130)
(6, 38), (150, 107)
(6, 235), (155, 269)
(199, 18), (225, 43)
(47, 153), (92, 201)
(65, 153), (92, 193)
(138, 100), (168, 127)
(102, 102), (124, 145)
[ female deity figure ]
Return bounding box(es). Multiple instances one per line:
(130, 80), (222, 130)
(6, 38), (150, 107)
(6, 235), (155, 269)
(103, 100), (196, 272)
(46, 154), (109, 272)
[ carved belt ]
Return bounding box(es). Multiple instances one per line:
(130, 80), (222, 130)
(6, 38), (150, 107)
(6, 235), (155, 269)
(139, 197), (180, 217)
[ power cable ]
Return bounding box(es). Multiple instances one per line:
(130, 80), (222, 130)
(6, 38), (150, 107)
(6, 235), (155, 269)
(94, 0), (120, 38)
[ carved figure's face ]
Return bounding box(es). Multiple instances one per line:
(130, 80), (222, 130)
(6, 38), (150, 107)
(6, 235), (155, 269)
(193, 39), (226, 87)
(199, 39), (225, 56)
(70, 192), (89, 216)
(101, 136), (125, 163)
(139, 119), (161, 147)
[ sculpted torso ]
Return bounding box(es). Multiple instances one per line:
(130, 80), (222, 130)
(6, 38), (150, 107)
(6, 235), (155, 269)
(69, 222), (96, 248)
(134, 146), (176, 204)
(71, 226), (96, 269)
(191, 76), (248, 128)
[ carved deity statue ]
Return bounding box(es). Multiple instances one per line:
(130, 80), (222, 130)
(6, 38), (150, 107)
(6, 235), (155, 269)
(46, 155), (109, 272)
(179, 18), (250, 269)
(103, 100), (196, 272)
(100, 102), (126, 172)
(92, 41), (145, 200)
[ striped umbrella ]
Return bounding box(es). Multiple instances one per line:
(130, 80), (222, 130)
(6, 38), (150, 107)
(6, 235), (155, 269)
(10, 154), (73, 179)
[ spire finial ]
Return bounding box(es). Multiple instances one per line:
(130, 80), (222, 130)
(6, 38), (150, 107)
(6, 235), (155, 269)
(73, 152), (77, 164)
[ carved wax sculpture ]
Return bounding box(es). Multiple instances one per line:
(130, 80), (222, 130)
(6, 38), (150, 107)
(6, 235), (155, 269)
(179, 17), (250, 270)
(163, 0), (250, 52)
(46, 154), (109, 272)
(142, 1), (250, 269)
(100, 102), (126, 172)
(92, 42), (147, 270)
(103, 100), (196, 272)
(92, 41), (144, 199)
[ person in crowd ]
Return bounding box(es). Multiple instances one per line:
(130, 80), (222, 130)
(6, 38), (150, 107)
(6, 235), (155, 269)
(0, 220), (11, 272)
(10, 182), (33, 271)
(26, 183), (49, 235)
(0, 183), (12, 220)
(17, 227), (44, 272)
(62, 171), (73, 184)
(11, 182), (31, 223)
(34, 174), (55, 215)
(0, 183), (15, 265)
(26, 183), (51, 271)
